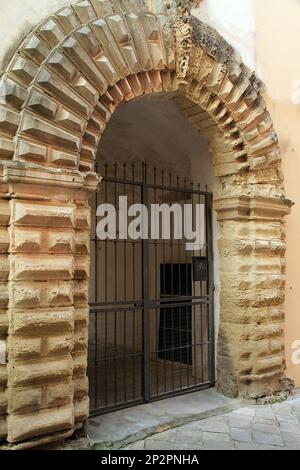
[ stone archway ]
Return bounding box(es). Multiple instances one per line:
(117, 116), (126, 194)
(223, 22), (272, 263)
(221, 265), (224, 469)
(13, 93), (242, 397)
(0, 0), (293, 446)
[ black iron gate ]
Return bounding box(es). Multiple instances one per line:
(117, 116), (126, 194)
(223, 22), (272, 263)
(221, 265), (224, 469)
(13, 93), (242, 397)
(88, 161), (215, 416)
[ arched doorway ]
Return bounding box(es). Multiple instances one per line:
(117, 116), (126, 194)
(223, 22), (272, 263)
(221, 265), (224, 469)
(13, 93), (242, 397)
(88, 93), (218, 414)
(0, 0), (293, 446)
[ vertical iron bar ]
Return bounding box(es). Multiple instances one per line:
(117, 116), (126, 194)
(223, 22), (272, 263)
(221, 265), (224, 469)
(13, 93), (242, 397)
(94, 164), (99, 410)
(177, 176), (182, 389)
(114, 163), (118, 405)
(206, 192), (215, 384)
(142, 163), (150, 401)
(132, 162), (136, 400)
(104, 164), (108, 406)
(123, 163), (127, 402)
(170, 171), (175, 392)
(154, 167), (159, 396)
(162, 170), (167, 393)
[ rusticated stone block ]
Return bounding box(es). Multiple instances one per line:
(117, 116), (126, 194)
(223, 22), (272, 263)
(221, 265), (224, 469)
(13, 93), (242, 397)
(73, 351), (88, 376)
(73, 75), (99, 105)
(26, 88), (58, 119)
(38, 18), (65, 49)
(46, 334), (75, 355)
(75, 231), (90, 254)
(0, 365), (8, 385)
(50, 150), (79, 168)
(48, 230), (75, 254)
(0, 256), (9, 281)
(74, 280), (89, 306)
(0, 137), (14, 159)
(0, 76), (27, 110)
(9, 307), (75, 334)
(73, 375), (89, 399)
(46, 381), (74, 408)
(0, 202), (10, 227)
(46, 282), (73, 307)
(0, 310), (8, 334)
(7, 404), (74, 443)
(91, 0), (114, 17)
(0, 415), (7, 439)
(142, 13), (165, 70)
(9, 56), (38, 86)
(75, 207), (91, 230)
(22, 34), (51, 65)
(0, 228), (9, 253)
(7, 386), (42, 413)
(19, 111), (81, 152)
(61, 37), (109, 94)
(74, 396), (89, 424)
(79, 159), (94, 172)
(8, 356), (74, 386)
(10, 283), (41, 309)
(0, 106), (20, 137)
(55, 7), (80, 34)
(0, 285), (9, 309)
(83, 129), (101, 147)
(17, 139), (47, 163)
(36, 68), (92, 118)
(106, 14), (140, 74)
(11, 255), (74, 281)
(0, 389), (7, 413)
(74, 326), (88, 352)
(73, 0), (97, 23)
(126, 13), (152, 71)
(75, 307), (89, 325)
(10, 228), (42, 253)
(8, 337), (42, 359)
(47, 51), (77, 83)
(91, 18), (129, 78)
(74, 256), (89, 280)
(11, 201), (75, 228)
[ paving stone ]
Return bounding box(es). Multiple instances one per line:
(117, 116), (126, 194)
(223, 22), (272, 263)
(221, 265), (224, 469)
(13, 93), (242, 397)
(252, 423), (280, 434)
(202, 431), (231, 442)
(185, 417), (230, 434)
(279, 422), (300, 433)
(281, 430), (300, 442)
(85, 389), (300, 451)
(232, 408), (256, 417)
(227, 415), (253, 429)
(145, 438), (178, 450)
(235, 442), (285, 451)
(253, 431), (284, 447)
(202, 441), (235, 450)
(230, 427), (253, 443)
(123, 440), (145, 450)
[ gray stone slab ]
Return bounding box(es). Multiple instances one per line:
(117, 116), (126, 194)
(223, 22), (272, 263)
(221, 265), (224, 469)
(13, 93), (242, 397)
(253, 431), (284, 447)
(202, 431), (231, 442)
(87, 388), (239, 449)
(252, 423), (280, 434)
(230, 427), (253, 443)
(201, 441), (235, 450)
(182, 416), (230, 434)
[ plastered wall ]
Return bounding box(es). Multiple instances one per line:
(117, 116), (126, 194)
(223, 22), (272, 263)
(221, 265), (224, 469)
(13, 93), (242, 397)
(253, 0), (300, 388)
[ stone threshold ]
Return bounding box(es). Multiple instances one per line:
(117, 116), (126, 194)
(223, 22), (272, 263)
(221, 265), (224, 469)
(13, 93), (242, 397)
(87, 388), (241, 450)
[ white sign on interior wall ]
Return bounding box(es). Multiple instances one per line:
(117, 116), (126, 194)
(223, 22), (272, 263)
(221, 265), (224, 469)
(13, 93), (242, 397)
(193, 0), (256, 71)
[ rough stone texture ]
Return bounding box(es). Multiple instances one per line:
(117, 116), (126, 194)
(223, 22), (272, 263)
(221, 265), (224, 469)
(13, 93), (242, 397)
(0, 0), (293, 447)
(88, 388), (239, 449)
(121, 390), (300, 451)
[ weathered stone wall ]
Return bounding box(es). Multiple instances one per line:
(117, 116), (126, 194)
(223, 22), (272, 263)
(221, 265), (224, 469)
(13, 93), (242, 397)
(0, 0), (293, 447)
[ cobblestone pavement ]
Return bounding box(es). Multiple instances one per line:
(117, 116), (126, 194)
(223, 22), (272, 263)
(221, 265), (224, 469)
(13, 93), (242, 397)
(123, 392), (300, 450)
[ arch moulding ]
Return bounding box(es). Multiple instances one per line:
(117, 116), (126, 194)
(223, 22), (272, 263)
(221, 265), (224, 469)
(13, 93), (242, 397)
(0, 0), (293, 447)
